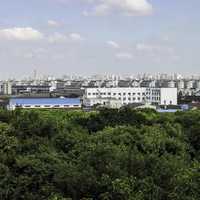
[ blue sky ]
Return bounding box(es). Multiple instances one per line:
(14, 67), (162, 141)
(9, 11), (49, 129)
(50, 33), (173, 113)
(0, 0), (200, 79)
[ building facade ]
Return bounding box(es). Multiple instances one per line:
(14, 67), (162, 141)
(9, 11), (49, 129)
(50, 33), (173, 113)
(83, 98), (122, 109)
(84, 87), (177, 106)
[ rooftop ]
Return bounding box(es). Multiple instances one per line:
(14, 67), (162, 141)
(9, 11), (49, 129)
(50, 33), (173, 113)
(10, 98), (81, 105)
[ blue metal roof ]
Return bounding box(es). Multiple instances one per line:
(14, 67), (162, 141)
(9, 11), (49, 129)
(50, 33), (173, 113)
(10, 98), (81, 106)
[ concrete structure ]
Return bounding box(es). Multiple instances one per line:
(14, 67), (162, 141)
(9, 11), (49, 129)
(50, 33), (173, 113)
(159, 88), (177, 105)
(0, 82), (3, 94)
(84, 87), (177, 106)
(83, 98), (122, 109)
(186, 80), (194, 89)
(3, 82), (12, 95)
(8, 98), (81, 110)
(168, 81), (176, 88)
(177, 80), (185, 90)
(195, 81), (200, 89)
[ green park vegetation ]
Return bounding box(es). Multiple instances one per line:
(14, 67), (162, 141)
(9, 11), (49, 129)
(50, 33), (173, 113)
(0, 108), (200, 199)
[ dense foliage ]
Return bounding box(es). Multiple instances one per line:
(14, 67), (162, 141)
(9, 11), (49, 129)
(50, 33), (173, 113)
(0, 108), (200, 199)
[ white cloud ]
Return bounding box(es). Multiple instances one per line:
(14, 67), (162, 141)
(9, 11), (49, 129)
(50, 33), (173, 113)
(48, 32), (68, 43)
(48, 20), (61, 27)
(136, 43), (161, 51)
(91, 4), (110, 16)
(107, 40), (120, 49)
(116, 52), (133, 60)
(135, 42), (180, 64)
(83, 0), (153, 16)
(48, 32), (84, 43)
(0, 27), (44, 41)
(69, 33), (84, 41)
(136, 43), (175, 55)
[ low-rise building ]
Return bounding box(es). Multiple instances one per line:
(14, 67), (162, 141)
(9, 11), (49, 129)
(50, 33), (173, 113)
(8, 98), (81, 110)
(84, 87), (177, 106)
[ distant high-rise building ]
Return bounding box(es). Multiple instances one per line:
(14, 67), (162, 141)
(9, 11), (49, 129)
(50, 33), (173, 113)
(186, 80), (194, 89)
(195, 81), (200, 89)
(177, 80), (185, 90)
(3, 81), (12, 95)
(168, 80), (176, 88)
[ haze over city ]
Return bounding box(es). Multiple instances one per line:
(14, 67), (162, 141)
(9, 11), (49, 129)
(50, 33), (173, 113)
(0, 0), (200, 79)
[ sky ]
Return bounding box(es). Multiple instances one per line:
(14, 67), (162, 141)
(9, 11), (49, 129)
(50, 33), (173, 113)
(0, 0), (200, 79)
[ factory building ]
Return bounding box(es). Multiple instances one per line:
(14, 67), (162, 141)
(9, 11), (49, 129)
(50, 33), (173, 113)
(8, 98), (81, 110)
(84, 87), (177, 107)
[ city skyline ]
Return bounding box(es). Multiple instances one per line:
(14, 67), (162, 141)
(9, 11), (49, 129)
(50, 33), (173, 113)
(0, 0), (200, 79)
(1, 71), (200, 81)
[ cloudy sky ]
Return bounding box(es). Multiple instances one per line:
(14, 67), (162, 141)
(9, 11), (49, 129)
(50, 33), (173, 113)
(0, 0), (199, 79)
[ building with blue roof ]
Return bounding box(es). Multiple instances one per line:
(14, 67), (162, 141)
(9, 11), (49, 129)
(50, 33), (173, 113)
(8, 98), (81, 110)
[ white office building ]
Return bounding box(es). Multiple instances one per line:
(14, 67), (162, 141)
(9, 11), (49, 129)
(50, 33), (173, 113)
(84, 87), (177, 106)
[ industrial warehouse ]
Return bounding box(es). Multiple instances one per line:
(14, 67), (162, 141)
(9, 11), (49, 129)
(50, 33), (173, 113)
(8, 98), (81, 110)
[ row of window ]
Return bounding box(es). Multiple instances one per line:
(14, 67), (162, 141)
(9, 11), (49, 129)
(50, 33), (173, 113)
(119, 97), (146, 101)
(146, 92), (160, 96)
(145, 97), (160, 101)
(151, 97), (161, 101)
(87, 92), (148, 96)
(119, 97), (161, 102)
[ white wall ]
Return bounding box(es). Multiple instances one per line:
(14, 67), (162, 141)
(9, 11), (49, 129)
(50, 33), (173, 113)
(83, 98), (122, 108)
(85, 87), (178, 105)
(85, 87), (147, 105)
(160, 88), (177, 105)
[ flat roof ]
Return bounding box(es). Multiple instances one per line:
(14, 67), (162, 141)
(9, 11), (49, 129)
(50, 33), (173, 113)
(10, 98), (81, 105)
